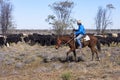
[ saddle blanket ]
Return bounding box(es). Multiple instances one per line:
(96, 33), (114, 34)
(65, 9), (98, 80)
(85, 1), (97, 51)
(84, 35), (90, 41)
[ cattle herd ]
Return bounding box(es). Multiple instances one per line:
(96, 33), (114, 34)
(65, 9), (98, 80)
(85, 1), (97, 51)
(0, 33), (120, 48)
(0, 33), (56, 47)
(95, 33), (120, 47)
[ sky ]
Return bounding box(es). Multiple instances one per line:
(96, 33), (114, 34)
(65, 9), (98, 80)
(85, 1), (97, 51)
(12, 0), (120, 29)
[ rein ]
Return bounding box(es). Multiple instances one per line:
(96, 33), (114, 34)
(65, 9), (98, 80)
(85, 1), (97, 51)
(64, 36), (74, 46)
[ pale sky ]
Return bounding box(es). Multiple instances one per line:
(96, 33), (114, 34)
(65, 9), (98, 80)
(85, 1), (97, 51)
(12, 0), (120, 29)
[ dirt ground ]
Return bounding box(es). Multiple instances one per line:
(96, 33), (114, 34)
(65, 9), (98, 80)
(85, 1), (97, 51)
(0, 42), (120, 80)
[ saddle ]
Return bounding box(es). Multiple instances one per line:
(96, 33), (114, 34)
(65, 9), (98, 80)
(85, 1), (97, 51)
(75, 35), (90, 48)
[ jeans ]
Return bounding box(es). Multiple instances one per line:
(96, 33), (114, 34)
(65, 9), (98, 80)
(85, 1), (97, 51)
(75, 34), (83, 48)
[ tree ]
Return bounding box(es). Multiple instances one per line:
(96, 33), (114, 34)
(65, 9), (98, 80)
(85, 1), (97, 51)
(95, 4), (115, 34)
(46, 0), (75, 35)
(0, 0), (13, 35)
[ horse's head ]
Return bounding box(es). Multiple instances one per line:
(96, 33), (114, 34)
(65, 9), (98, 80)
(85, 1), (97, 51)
(55, 37), (62, 49)
(55, 35), (74, 49)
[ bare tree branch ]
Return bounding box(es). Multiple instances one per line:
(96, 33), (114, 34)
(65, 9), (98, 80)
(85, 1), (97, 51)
(0, 0), (13, 35)
(95, 4), (115, 34)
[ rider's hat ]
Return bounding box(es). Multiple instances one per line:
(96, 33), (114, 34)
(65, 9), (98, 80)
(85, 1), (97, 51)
(77, 20), (81, 24)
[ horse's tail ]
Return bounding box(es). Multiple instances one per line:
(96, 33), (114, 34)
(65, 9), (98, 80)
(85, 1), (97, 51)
(96, 40), (101, 51)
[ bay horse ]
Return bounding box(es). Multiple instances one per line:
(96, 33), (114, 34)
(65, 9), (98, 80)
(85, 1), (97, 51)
(55, 34), (101, 61)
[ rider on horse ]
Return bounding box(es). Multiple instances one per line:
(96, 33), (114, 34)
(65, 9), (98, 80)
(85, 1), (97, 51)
(73, 20), (86, 48)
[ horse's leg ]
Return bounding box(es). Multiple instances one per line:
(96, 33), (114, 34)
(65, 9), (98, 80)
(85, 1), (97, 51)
(73, 50), (77, 61)
(91, 47), (100, 61)
(90, 48), (95, 61)
(94, 48), (100, 61)
(66, 49), (72, 61)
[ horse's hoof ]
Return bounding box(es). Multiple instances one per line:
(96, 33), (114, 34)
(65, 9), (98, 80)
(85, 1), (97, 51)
(96, 58), (100, 61)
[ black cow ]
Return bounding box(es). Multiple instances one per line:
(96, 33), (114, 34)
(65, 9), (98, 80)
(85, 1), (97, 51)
(23, 33), (56, 46)
(95, 36), (110, 47)
(6, 34), (23, 45)
(0, 36), (5, 47)
(114, 36), (120, 45)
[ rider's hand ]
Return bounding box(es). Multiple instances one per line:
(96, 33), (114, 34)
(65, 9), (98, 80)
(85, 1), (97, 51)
(73, 29), (76, 31)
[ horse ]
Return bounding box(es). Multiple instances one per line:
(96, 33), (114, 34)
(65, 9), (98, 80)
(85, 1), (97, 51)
(55, 34), (101, 61)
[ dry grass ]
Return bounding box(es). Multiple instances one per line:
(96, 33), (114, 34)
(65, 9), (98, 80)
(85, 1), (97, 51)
(0, 42), (120, 80)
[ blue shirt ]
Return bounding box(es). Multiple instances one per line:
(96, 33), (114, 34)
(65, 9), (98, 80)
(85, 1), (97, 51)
(75, 24), (86, 35)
